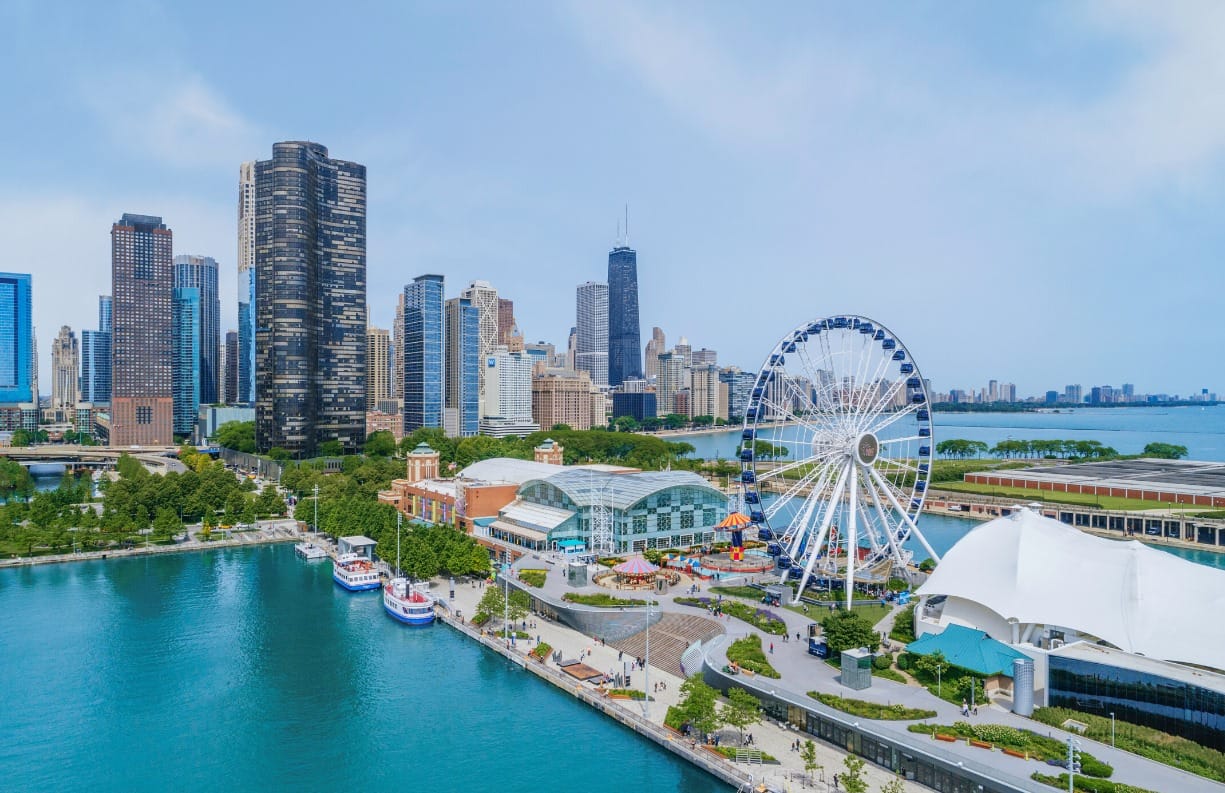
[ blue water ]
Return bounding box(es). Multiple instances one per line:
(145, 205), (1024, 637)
(0, 546), (725, 792)
(681, 405), (1225, 462)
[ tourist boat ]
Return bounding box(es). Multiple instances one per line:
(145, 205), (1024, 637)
(383, 578), (435, 626)
(332, 553), (381, 591)
(382, 513), (436, 625)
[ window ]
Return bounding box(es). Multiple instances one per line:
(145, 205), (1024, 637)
(136, 406), (152, 424)
(657, 514), (671, 532)
(680, 511), (694, 529)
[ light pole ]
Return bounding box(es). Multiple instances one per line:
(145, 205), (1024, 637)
(643, 593), (652, 717)
(312, 484), (319, 535)
(1110, 712), (1115, 748)
(1066, 736), (1082, 793)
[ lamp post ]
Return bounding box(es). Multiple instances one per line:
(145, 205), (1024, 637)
(1110, 712), (1115, 748)
(312, 484), (319, 535)
(643, 593), (651, 717)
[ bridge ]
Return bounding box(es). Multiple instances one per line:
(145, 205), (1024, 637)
(0, 446), (187, 474)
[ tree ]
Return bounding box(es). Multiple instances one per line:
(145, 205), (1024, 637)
(153, 507), (179, 541)
(364, 430), (397, 457)
(676, 676), (720, 739)
(402, 540), (439, 580)
(611, 415), (639, 433)
(718, 687), (761, 741)
(819, 608), (878, 659)
(255, 486), (285, 517)
(10, 429), (31, 447)
(550, 424), (572, 431)
(840, 754), (868, 793)
(1142, 442), (1188, 459)
(879, 774), (907, 793)
(475, 586), (505, 623)
(318, 440), (343, 457)
(507, 588), (530, 622)
(267, 446), (291, 462)
(913, 650), (949, 696)
(801, 739), (820, 783)
(214, 420), (257, 453)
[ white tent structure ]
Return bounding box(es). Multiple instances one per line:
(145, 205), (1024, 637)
(916, 506), (1225, 671)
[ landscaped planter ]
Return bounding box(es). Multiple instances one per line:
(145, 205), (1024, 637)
(1002, 748), (1028, 759)
(970, 739), (993, 749)
(935, 733), (957, 742)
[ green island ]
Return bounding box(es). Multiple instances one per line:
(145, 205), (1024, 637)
(561, 592), (654, 608)
(517, 569), (547, 587)
(906, 722), (1112, 778)
(809, 693), (935, 720)
(725, 635), (780, 678)
(1031, 707), (1225, 784)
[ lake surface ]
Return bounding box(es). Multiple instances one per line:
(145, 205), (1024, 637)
(0, 546), (725, 792)
(678, 405), (1225, 462)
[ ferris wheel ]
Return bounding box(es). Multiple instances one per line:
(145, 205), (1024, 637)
(738, 315), (941, 606)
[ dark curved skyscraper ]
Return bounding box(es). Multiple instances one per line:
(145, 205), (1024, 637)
(607, 244), (641, 386)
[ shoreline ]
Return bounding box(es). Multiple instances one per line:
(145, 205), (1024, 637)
(433, 607), (751, 790)
(0, 523), (301, 569)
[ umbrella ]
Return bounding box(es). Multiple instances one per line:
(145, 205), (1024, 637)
(613, 556), (659, 576)
(715, 512), (753, 530)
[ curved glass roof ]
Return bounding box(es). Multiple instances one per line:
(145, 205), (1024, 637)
(520, 469), (723, 511)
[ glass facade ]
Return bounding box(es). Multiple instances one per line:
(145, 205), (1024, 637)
(0, 273), (33, 403)
(575, 281), (608, 387)
(403, 275), (444, 432)
(254, 142), (367, 456)
(237, 266), (254, 405)
(80, 330), (111, 404)
(173, 255), (220, 405)
(607, 246), (641, 387)
(1049, 655), (1225, 751)
(172, 287), (201, 437)
(444, 296), (479, 436)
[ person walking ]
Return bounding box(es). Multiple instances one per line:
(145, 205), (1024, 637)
(769, 642), (774, 654)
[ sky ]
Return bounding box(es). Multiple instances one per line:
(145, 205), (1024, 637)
(6, 0), (1225, 399)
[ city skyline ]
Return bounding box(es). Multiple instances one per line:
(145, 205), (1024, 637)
(8, 3), (1225, 398)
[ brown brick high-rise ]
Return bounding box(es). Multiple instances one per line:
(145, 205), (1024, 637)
(111, 213), (173, 446)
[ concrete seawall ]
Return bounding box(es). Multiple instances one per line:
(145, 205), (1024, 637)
(434, 606), (751, 791)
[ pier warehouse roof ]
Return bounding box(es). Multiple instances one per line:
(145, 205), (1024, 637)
(917, 507), (1225, 671)
(519, 469), (721, 511)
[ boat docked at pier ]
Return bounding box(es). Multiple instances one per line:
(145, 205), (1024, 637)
(382, 578), (435, 625)
(333, 554), (381, 591)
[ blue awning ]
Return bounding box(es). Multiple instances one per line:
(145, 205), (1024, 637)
(907, 624), (1030, 677)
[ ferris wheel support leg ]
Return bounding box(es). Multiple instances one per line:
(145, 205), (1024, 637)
(792, 462), (850, 604)
(846, 464), (857, 611)
(864, 466), (907, 566)
(868, 466), (941, 564)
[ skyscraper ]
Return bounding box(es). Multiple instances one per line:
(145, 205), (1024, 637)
(497, 297), (516, 346)
(444, 297), (480, 437)
(393, 293), (405, 402)
(403, 274), (444, 432)
(237, 161), (255, 406)
(172, 287), (201, 437)
(173, 255), (220, 405)
(366, 326), (391, 410)
(607, 243), (642, 386)
(575, 281), (608, 387)
(50, 325), (78, 417)
(254, 142), (367, 456)
(644, 326), (665, 381)
(223, 330), (238, 404)
(461, 280), (500, 405)
(111, 213), (173, 446)
(479, 345), (538, 438)
(0, 273), (34, 405)
(80, 295), (112, 405)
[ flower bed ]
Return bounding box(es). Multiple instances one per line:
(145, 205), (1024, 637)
(808, 692), (936, 721)
(674, 596), (787, 635)
(562, 592), (654, 608)
(530, 641), (552, 660)
(726, 635), (780, 679)
(907, 723), (1112, 778)
(1031, 772), (1156, 793)
(518, 569), (547, 587)
(710, 746), (778, 763)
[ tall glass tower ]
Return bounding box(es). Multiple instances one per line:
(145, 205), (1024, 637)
(254, 142), (367, 456)
(444, 296), (479, 437)
(173, 255), (219, 405)
(575, 281), (608, 387)
(172, 287), (201, 437)
(0, 272), (33, 404)
(80, 295), (112, 404)
(607, 244), (642, 386)
(403, 274), (444, 432)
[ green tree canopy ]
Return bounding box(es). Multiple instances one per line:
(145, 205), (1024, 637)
(214, 421), (256, 453)
(819, 608), (878, 659)
(1142, 442), (1188, 459)
(718, 687), (762, 740)
(364, 430), (397, 457)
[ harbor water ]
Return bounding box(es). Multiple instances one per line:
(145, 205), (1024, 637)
(678, 404), (1225, 462)
(0, 545), (725, 792)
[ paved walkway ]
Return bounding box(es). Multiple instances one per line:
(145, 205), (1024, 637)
(446, 576), (926, 792)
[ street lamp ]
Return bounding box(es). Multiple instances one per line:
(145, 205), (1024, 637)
(312, 484), (320, 535)
(1110, 712), (1115, 748)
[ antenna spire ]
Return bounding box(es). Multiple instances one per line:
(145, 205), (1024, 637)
(624, 203), (629, 246)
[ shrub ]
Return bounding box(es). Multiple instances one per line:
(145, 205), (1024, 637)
(518, 569), (547, 587)
(896, 653), (911, 670)
(872, 653), (893, 670)
(889, 604), (917, 644)
(726, 635), (780, 678)
(809, 692), (935, 720)
(1030, 772), (1156, 793)
(562, 592), (653, 608)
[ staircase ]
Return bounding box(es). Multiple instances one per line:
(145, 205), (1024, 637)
(609, 613), (724, 677)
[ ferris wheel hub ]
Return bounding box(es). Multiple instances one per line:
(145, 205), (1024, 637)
(855, 433), (880, 465)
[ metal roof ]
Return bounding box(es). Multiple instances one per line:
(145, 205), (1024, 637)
(524, 468), (723, 511)
(500, 500), (575, 531)
(906, 624), (1030, 677)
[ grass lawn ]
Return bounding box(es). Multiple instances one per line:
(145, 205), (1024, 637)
(873, 666), (908, 684)
(709, 585), (764, 599)
(781, 599), (892, 630)
(726, 635), (780, 678)
(1032, 707), (1225, 783)
(934, 481), (1169, 511)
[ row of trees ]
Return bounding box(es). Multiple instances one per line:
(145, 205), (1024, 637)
(936, 438), (1188, 461)
(610, 414), (728, 432)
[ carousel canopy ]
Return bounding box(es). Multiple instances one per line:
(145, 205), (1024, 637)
(613, 557), (659, 576)
(716, 512), (753, 529)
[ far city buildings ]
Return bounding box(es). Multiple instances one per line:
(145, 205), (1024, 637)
(237, 160), (256, 406)
(173, 255), (220, 405)
(443, 296), (479, 437)
(223, 330), (238, 404)
(80, 296), (112, 404)
(402, 274), (444, 433)
(575, 281), (608, 387)
(479, 345), (538, 437)
(253, 142), (367, 456)
(110, 213), (174, 446)
(460, 280), (500, 404)
(172, 286), (201, 436)
(0, 272), (35, 430)
(365, 325), (391, 410)
(644, 326), (665, 382)
(607, 241), (641, 387)
(50, 325), (78, 419)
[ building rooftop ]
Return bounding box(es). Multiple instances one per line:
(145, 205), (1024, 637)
(525, 468), (723, 511)
(459, 457), (564, 485)
(979, 457), (1225, 499)
(500, 500), (575, 531)
(906, 624), (1030, 677)
(1050, 641), (1225, 694)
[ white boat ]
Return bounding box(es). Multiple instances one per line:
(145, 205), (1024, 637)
(295, 542), (328, 560)
(382, 513), (435, 625)
(333, 553), (381, 591)
(383, 578), (435, 626)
